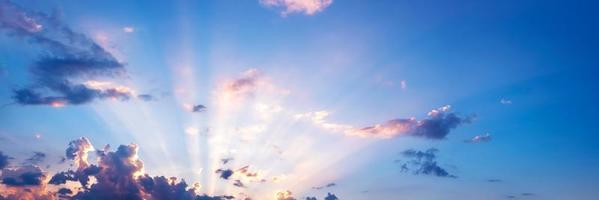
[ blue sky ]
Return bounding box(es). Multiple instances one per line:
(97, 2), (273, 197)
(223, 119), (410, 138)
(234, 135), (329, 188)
(1, 0), (598, 199)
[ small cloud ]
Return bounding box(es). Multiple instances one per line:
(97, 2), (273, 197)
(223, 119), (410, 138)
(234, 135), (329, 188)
(215, 169), (234, 180)
(312, 182), (336, 190)
(487, 179), (503, 183)
(0, 151), (13, 170)
(192, 104), (207, 112)
(464, 133), (492, 143)
(23, 152), (46, 165)
(500, 98), (512, 105)
(275, 190), (296, 200)
(260, 0), (333, 16)
(137, 94), (155, 101)
(400, 80), (407, 90)
(185, 127), (200, 136)
(398, 148), (456, 178)
(122, 26), (135, 33)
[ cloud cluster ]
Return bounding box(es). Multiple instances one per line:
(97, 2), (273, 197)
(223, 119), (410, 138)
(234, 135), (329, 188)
(0, 137), (241, 200)
(398, 148), (456, 178)
(0, 0), (144, 106)
(260, 0), (333, 16)
(297, 105), (473, 139)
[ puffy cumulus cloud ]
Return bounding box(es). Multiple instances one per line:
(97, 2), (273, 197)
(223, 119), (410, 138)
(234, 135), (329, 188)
(297, 105), (473, 140)
(0, 151), (12, 169)
(44, 137), (237, 200)
(260, 0), (333, 16)
(0, 0), (149, 106)
(65, 137), (94, 169)
(398, 148), (456, 178)
(465, 133), (492, 143)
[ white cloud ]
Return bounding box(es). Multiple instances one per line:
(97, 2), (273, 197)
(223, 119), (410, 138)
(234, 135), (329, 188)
(123, 26), (135, 33)
(260, 0), (333, 16)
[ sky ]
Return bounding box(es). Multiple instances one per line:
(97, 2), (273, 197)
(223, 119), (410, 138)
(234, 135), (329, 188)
(1, 0), (599, 199)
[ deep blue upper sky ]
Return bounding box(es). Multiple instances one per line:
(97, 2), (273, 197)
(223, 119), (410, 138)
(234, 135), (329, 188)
(1, 0), (598, 199)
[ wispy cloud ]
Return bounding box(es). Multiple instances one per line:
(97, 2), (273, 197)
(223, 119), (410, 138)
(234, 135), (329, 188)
(260, 0), (333, 16)
(297, 105), (473, 139)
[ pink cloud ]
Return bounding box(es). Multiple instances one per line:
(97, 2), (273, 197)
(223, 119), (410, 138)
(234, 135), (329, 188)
(260, 0), (333, 16)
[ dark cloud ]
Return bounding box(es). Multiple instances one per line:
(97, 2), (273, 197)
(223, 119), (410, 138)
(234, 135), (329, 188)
(312, 182), (336, 190)
(193, 104), (207, 112)
(304, 193), (339, 200)
(137, 94), (155, 101)
(23, 151), (45, 165)
(324, 193), (339, 200)
(487, 179), (503, 183)
(521, 193), (535, 196)
(0, 0), (141, 106)
(221, 157), (233, 164)
(47, 137), (235, 200)
(215, 169), (234, 180)
(398, 148), (456, 178)
(0, 165), (45, 186)
(233, 179), (245, 188)
(0, 151), (12, 169)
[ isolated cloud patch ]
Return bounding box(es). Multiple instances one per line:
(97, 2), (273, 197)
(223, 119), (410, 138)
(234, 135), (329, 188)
(398, 148), (456, 178)
(260, 0), (332, 16)
(0, 0), (148, 106)
(465, 133), (492, 143)
(297, 105), (473, 139)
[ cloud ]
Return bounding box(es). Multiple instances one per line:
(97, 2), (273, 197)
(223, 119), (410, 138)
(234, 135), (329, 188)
(0, 165), (45, 186)
(122, 26), (135, 33)
(324, 193), (339, 200)
(304, 193), (339, 200)
(465, 133), (492, 143)
(312, 182), (336, 190)
(0, 0), (144, 106)
(192, 104), (207, 112)
(65, 137), (94, 169)
(398, 148), (456, 178)
(275, 190), (296, 200)
(23, 152), (45, 165)
(500, 98), (512, 105)
(215, 169), (234, 180)
(487, 179), (503, 183)
(260, 0), (333, 16)
(297, 105), (473, 139)
(0, 151), (12, 170)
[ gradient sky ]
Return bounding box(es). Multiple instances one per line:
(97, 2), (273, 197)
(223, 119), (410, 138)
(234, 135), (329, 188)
(1, 0), (599, 199)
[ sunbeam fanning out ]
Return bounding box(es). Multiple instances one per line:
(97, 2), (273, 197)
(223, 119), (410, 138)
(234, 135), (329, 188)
(2, 0), (599, 199)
